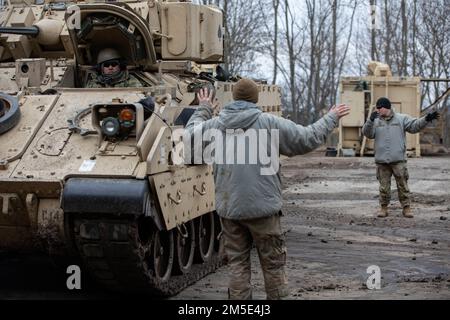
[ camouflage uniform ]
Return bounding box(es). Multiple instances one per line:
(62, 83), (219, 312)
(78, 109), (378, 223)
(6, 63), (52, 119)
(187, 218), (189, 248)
(376, 161), (410, 208)
(362, 109), (429, 214)
(221, 214), (289, 300)
(85, 72), (143, 88)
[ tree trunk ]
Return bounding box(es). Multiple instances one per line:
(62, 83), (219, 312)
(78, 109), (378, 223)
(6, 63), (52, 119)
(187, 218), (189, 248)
(412, 0), (417, 75)
(222, 0), (229, 73)
(331, 0), (337, 106)
(384, 0), (391, 66)
(370, 0), (377, 60)
(272, 0), (280, 85)
(284, 0), (297, 122)
(306, 0), (316, 124)
(401, 0), (408, 75)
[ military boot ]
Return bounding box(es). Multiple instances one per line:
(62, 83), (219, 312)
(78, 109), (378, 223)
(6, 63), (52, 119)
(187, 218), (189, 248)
(377, 205), (388, 218)
(402, 206), (413, 218)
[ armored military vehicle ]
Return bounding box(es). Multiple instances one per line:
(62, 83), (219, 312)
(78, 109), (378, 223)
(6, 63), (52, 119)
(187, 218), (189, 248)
(0, 0), (282, 295)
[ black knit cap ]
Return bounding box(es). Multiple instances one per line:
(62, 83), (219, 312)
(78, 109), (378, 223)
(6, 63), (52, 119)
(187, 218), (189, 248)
(376, 97), (391, 109)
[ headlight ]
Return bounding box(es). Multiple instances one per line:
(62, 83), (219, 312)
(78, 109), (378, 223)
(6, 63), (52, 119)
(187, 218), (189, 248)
(101, 117), (120, 137)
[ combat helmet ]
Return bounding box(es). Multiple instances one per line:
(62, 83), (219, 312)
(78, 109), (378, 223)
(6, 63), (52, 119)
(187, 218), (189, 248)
(97, 48), (122, 65)
(95, 48), (127, 85)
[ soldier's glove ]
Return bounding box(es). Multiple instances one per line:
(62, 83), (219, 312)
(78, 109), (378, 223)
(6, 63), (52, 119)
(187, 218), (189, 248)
(370, 111), (379, 121)
(139, 96), (155, 120)
(139, 96), (154, 110)
(425, 111), (440, 122)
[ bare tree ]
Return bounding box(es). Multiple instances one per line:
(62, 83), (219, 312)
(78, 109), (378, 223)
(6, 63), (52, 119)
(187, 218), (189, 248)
(276, 0), (358, 123)
(214, 0), (270, 77)
(400, 0), (408, 75)
(257, 0), (281, 85)
(272, 0), (280, 84)
(353, 0), (449, 107)
(411, 0), (417, 75)
(383, 0), (391, 67)
(281, 0), (303, 122)
(214, 0), (448, 126)
(330, 0), (338, 106)
(369, 0), (377, 60)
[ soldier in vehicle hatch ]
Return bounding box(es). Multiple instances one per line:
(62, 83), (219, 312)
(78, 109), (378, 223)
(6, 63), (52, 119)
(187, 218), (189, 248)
(85, 48), (143, 88)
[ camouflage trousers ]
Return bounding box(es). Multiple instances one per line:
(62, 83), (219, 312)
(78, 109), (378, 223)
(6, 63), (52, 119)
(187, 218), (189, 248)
(220, 214), (289, 300)
(376, 162), (410, 208)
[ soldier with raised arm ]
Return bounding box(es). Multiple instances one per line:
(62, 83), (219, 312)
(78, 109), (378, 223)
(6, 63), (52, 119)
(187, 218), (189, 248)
(362, 97), (440, 218)
(185, 78), (350, 300)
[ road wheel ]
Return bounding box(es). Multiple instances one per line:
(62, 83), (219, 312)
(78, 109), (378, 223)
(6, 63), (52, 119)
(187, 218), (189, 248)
(152, 229), (174, 282)
(196, 212), (215, 262)
(174, 221), (195, 274)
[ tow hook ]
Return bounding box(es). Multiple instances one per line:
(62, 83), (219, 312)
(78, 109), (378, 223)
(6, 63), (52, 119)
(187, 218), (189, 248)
(1, 193), (21, 215)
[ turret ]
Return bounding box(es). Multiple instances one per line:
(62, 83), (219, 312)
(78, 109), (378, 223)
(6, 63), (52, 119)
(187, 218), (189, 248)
(0, 2), (73, 61)
(0, 18), (64, 45)
(0, 0), (223, 64)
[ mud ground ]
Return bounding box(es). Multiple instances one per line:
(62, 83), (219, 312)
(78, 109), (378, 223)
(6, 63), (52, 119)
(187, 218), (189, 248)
(1, 153), (449, 300)
(173, 153), (450, 300)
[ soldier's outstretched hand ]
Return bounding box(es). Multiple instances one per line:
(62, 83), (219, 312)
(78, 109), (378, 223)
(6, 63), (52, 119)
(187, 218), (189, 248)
(197, 87), (214, 106)
(197, 87), (220, 115)
(329, 104), (351, 119)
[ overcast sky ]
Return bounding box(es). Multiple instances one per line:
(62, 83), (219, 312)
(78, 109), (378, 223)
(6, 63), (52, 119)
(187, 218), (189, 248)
(249, 0), (378, 82)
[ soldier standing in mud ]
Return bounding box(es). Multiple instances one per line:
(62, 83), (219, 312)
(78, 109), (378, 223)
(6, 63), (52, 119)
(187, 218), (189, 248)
(362, 97), (440, 218)
(185, 78), (350, 300)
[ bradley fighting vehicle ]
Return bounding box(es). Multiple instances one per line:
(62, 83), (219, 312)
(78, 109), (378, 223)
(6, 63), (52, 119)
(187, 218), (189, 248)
(0, 0), (282, 294)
